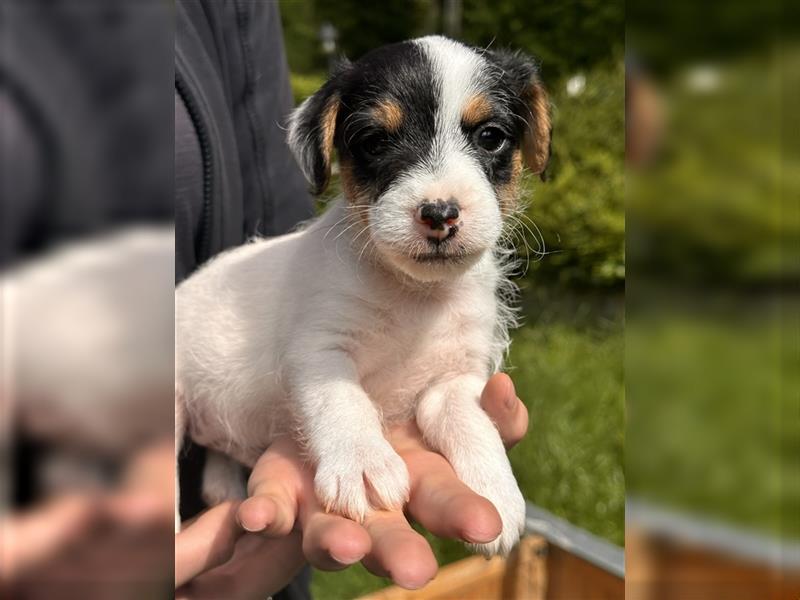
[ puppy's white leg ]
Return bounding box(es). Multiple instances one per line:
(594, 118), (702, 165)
(417, 375), (526, 556)
(201, 450), (246, 506)
(290, 350), (409, 522)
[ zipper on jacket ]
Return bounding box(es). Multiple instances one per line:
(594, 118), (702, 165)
(175, 69), (213, 264)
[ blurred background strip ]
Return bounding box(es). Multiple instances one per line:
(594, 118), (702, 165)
(1, 1), (174, 598)
(627, 0), (799, 598)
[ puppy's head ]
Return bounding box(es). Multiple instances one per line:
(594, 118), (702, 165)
(288, 36), (551, 282)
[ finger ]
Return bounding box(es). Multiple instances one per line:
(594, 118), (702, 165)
(0, 494), (102, 579)
(238, 438), (302, 536)
(361, 511), (437, 590)
(480, 373), (528, 448)
(176, 532), (305, 600)
(299, 511), (372, 570)
(104, 490), (174, 530)
(404, 447), (502, 544)
(296, 476), (371, 570)
(174, 501), (243, 588)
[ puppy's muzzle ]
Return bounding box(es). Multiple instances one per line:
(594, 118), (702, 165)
(415, 199), (460, 243)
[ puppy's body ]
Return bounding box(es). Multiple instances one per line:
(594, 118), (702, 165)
(177, 36), (551, 555)
(178, 197), (503, 463)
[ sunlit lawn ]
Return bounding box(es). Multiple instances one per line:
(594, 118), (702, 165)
(626, 292), (799, 541)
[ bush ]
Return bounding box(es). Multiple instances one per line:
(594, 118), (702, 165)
(289, 72), (327, 105)
(462, 0), (624, 80)
(628, 50), (800, 286)
(280, 0), (624, 82)
(516, 59), (625, 289)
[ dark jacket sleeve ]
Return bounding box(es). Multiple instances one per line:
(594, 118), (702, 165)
(0, 0), (173, 268)
(175, 0), (313, 283)
(174, 4), (313, 598)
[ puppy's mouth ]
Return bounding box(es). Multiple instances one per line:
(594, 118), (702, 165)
(413, 253), (464, 263)
(410, 241), (470, 264)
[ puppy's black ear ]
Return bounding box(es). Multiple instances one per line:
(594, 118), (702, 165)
(287, 64), (348, 195)
(488, 50), (552, 180)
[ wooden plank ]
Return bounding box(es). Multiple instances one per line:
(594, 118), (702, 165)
(502, 535), (548, 600)
(626, 527), (800, 600)
(545, 545), (624, 600)
(526, 503), (624, 579)
(358, 555), (506, 600)
(358, 536), (548, 600)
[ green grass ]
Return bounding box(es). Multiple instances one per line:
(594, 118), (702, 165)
(507, 289), (625, 546)
(627, 293), (800, 540)
(311, 288), (625, 599)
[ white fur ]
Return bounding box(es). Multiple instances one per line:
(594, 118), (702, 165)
(286, 94), (319, 186)
(416, 36), (487, 162)
(177, 198), (524, 553)
(177, 36), (527, 555)
(6, 227), (175, 455)
(201, 450), (246, 506)
(2, 228), (174, 517)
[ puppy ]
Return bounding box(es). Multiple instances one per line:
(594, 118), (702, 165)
(176, 36), (550, 555)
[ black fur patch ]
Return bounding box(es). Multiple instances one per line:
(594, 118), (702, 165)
(333, 41), (438, 200)
(462, 50), (543, 191)
(482, 50), (550, 180)
(294, 39), (545, 201)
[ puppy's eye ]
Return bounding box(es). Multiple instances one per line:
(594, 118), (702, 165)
(360, 134), (390, 158)
(474, 126), (507, 153)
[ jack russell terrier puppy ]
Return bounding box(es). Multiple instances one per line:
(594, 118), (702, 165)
(176, 35), (551, 555)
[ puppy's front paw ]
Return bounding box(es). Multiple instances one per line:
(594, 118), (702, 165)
(460, 464), (526, 556)
(314, 436), (409, 521)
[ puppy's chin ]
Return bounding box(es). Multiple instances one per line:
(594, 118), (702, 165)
(378, 245), (486, 283)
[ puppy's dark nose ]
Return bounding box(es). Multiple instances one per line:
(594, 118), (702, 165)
(415, 200), (460, 241)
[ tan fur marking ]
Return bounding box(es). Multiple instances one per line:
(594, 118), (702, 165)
(320, 94), (340, 171)
(462, 94), (493, 127)
(497, 149), (523, 215)
(522, 81), (551, 175)
(372, 100), (404, 133)
(339, 159), (369, 206)
(339, 159), (372, 252)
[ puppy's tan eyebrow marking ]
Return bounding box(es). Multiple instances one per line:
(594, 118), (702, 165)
(372, 99), (404, 133)
(462, 93), (493, 127)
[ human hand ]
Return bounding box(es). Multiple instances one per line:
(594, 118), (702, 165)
(0, 440), (174, 600)
(229, 373), (528, 591)
(174, 500), (305, 599)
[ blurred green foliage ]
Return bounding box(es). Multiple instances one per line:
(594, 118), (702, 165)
(280, 0), (623, 81)
(625, 41), (800, 543)
(628, 0), (798, 77)
(629, 50), (800, 286)
(518, 59), (624, 289)
(289, 72), (327, 105)
(462, 0), (624, 80)
(279, 0), (427, 73)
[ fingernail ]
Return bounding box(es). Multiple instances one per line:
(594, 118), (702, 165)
(462, 529), (500, 544)
(330, 551), (363, 565)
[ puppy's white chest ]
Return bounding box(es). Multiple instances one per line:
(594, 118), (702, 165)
(352, 290), (495, 422)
